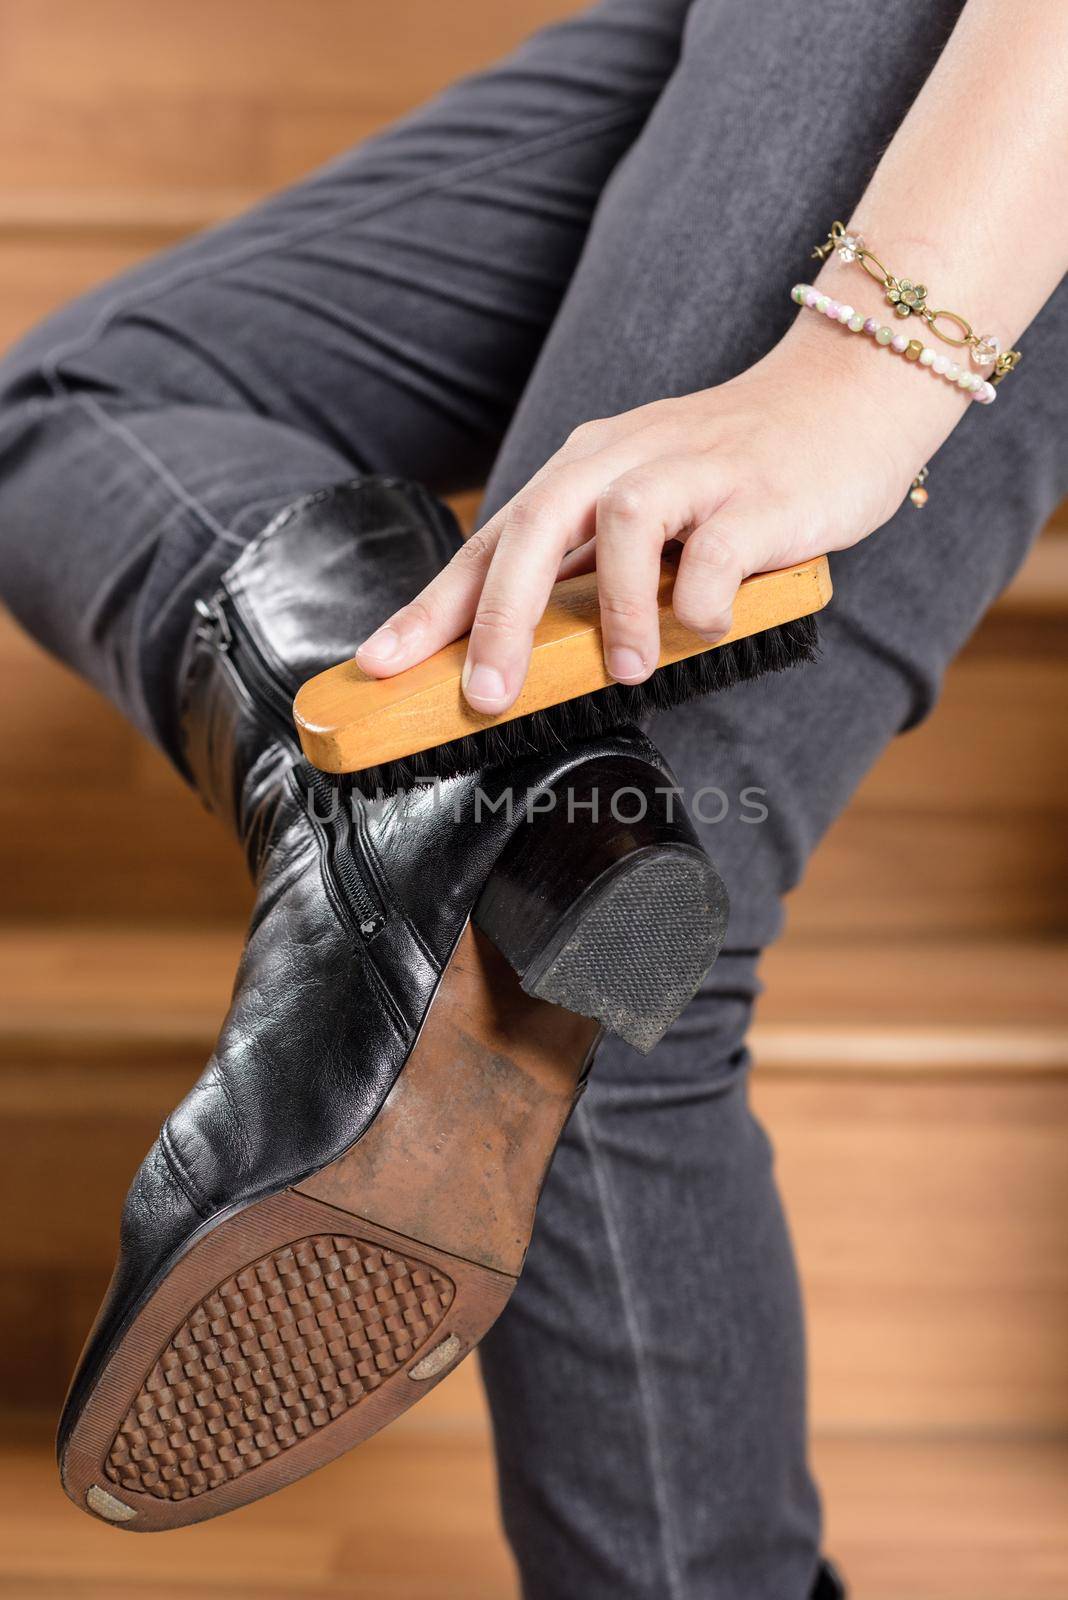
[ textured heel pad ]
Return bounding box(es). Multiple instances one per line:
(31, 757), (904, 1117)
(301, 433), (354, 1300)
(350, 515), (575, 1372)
(526, 850), (729, 1054)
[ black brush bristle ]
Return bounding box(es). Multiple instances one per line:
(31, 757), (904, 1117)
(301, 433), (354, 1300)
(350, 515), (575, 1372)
(353, 614), (820, 797)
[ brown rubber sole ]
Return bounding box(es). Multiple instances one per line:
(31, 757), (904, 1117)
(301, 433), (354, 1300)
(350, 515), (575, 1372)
(61, 924), (598, 1531)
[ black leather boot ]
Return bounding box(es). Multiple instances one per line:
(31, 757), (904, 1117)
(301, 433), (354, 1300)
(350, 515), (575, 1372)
(59, 478), (729, 1532)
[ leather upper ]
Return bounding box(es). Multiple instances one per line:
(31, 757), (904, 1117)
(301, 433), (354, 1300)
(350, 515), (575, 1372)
(61, 477), (682, 1451)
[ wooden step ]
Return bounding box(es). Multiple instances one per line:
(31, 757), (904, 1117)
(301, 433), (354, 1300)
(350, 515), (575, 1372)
(0, 0), (581, 206)
(757, 936), (1068, 1432)
(2, 926), (1066, 1428)
(0, 1411), (1064, 1600)
(754, 1071), (1068, 1432)
(0, 612), (252, 922)
(816, 1434), (1068, 1600)
(790, 806), (1068, 939)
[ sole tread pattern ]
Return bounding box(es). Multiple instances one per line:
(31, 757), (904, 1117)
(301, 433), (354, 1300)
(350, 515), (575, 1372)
(104, 1232), (454, 1502)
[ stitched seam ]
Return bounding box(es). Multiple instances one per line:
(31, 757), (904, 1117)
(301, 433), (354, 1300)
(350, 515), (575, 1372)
(574, 1097), (688, 1600)
(72, 393), (241, 547)
(39, 104), (652, 395)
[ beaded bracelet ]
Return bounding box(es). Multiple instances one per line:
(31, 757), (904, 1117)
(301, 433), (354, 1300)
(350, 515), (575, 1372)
(812, 221), (1021, 385)
(790, 284), (998, 402)
(791, 282), (997, 506)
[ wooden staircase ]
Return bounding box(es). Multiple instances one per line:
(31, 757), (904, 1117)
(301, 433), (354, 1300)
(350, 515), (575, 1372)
(1, 1), (1066, 1588)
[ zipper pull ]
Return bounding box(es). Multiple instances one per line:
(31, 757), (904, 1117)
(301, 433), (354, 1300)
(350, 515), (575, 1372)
(193, 595), (232, 651)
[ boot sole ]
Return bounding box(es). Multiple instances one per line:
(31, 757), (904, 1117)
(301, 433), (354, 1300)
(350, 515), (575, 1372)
(60, 924), (598, 1532)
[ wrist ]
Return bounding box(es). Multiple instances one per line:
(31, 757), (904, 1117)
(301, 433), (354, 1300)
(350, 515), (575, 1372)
(771, 295), (974, 477)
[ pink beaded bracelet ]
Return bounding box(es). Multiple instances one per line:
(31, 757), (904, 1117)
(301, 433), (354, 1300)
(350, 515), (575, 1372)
(791, 284), (997, 404)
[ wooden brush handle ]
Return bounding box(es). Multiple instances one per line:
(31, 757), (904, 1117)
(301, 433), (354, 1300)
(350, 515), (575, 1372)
(294, 555), (833, 775)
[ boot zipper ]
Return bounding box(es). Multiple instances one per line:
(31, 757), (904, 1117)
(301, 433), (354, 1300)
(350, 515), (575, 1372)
(195, 593), (387, 944)
(193, 595), (293, 745)
(302, 770), (387, 944)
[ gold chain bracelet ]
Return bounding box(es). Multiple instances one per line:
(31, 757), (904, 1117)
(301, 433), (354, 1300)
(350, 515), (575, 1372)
(812, 221), (1021, 385)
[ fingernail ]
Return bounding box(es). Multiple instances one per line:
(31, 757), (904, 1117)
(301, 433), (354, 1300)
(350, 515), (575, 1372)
(462, 661), (507, 709)
(356, 626), (401, 664)
(607, 646), (647, 683)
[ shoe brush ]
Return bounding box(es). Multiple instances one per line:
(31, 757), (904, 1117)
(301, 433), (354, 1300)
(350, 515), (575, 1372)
(294, 555), (832, 794)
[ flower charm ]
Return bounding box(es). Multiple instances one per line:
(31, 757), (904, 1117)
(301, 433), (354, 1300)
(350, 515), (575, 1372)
(886, 278), (927, 318)
(836, 232), (863, 264)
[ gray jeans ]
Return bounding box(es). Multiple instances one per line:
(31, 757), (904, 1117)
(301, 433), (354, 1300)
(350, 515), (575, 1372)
(0, 1), (1064, 1595)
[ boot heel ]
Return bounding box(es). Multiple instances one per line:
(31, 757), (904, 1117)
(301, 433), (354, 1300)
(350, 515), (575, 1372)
(472, 759), (729, 1053)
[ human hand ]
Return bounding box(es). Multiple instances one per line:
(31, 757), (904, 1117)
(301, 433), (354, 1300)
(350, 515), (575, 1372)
(355, 311), (968, 714)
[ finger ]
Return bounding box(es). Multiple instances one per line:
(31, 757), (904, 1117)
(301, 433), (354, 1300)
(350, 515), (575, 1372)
(672, 512), (777, 641)
(556, 537), (597, 580)
(357, 413), (680, 680)
(354, 523), (501, 676)
(595, 455), (729, 683)
(461, 440), (668, 713)
(460, 463), (604, 712)
(355, 420), (626, 677)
